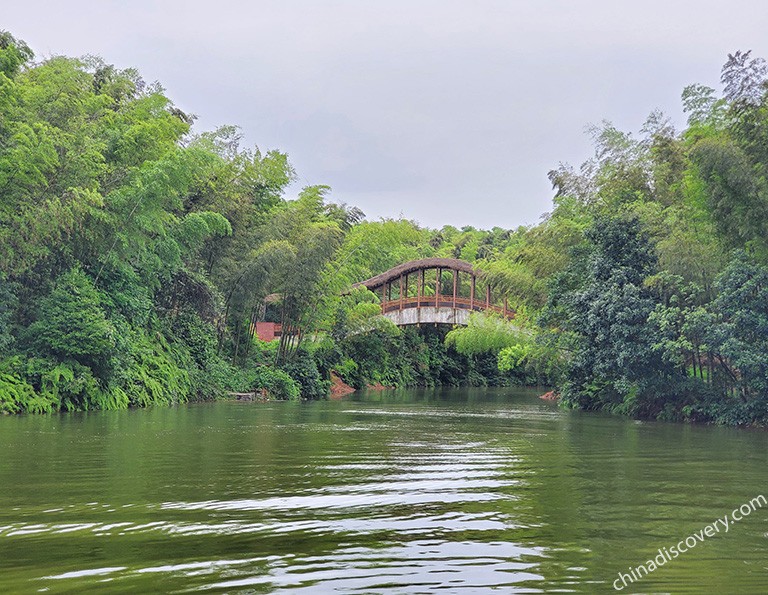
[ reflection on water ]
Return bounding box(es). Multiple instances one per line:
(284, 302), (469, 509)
(0, 387), (766, 593)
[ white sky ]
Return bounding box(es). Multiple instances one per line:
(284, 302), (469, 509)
(5, 1), (768, 229)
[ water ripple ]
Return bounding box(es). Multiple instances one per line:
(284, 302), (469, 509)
(2, 394), (763, 593)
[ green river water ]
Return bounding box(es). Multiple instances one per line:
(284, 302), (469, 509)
(0, 388), (765, 593)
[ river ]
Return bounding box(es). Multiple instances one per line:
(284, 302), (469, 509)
(0, 388), (765, 593)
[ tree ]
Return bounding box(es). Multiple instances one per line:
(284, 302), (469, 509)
(0, 30), (33, 77)
(553, 216), (676, 416)
(721, 50), (768, 108)
(28, 268), (115, 375)
(681, 84), (726, 128)
(692, 138), (768, 252)
(713, 252), (768, 403)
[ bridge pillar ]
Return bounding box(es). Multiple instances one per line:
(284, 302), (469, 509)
(417, 269), (423, 301)
(453, 269), (457, 308)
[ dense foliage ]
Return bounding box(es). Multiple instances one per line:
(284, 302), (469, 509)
(0, 32), (513, 413)
(534, 51), (768, 424)
(2, 33), (767, 425)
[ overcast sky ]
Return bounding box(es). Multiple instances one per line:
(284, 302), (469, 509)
(6, 1), (768, 229)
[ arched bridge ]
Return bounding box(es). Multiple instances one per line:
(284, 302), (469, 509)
(354, 258), (512, 326)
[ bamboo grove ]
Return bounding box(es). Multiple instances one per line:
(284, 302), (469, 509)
(1, 32), (767, 425)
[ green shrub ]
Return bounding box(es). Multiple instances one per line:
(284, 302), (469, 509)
(28, 268), (116, 377)
(445, 313), (524, 355)
(280, 350), (329, 399)
(168, 307), (237, 397)
(0, 276), (16, 356)
(116, 333), (191, 407)
(334, 357), (358, 383)
(251, 366), (300, 400)
(0, 357), (54, 413)
(24, 357), (123, 411)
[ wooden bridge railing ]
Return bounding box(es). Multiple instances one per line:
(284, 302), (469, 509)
(381, 295), (513, 319)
